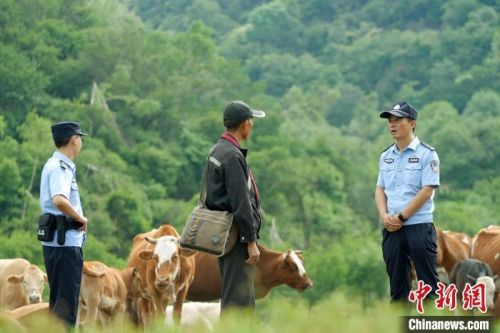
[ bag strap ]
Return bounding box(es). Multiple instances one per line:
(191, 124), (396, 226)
(199, 147), (215, 206)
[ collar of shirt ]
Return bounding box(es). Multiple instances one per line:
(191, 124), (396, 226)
(391, 136), (420, 154)
(53, 151), (76, 171)
(221, 132), (241, 148)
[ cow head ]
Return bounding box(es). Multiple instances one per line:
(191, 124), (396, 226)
(278, 250), (313, 292)
(7, 265), (47, 304)
(138, 235), (181, 299)
(124, 267), (151, 301)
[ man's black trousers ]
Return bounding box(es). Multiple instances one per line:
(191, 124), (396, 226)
(382, 223), (439, 301)
(43, 246), (83, 327)
(218, 240), (255, 313)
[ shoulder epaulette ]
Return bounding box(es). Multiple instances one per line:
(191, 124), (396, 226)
(59, 160), (68, 170)
(382, 144), (393, 153)
(420, 141), (436, 151)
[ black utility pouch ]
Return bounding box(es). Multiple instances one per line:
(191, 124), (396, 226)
(37, 214), (55, 241)
(56, 215), (66, 245)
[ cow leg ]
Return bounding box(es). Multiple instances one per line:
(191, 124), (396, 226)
(77, 301), (86, 326)
(84, 296), (100, 327)
(138, 295), (153, 326)
(172, 284), (190, 325)
(382, 228), (412, 301)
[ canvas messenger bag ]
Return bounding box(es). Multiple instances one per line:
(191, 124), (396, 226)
(180, 151), (237, 257)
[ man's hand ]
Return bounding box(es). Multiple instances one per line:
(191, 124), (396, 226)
(245, 242), (260, 265)
(382, 214), (401, 232)
(75, 216), (88, 232)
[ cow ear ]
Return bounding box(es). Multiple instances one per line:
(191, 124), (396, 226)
(179, 248), (196, 257)
(138, 249), (154, 261)
(7, 274), (23, 284)
(43, 273), (48, 283)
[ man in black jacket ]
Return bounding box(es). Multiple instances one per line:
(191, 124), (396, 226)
(205, 100), (265, 313)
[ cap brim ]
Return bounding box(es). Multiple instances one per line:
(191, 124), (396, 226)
(78, 131), (89, 136)
(251, 110), (266, 118)
(380, 110), (407, 119)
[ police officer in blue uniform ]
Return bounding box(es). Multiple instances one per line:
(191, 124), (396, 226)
(375, 101), (440, 302)
(39, 121), (88, 327)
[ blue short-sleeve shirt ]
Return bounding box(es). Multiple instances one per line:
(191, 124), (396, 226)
(39, 151), (85, 247)
(376, 137), (440, 225)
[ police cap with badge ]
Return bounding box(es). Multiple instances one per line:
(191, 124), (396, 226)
(51, 121), (88, 141)
(380, 101), (417, 120)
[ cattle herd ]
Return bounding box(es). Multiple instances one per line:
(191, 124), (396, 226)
(0, 224), (498, 329)
(434, 225), (500, 315)
(0, 224), (313, 329)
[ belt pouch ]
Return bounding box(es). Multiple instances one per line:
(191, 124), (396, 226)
(56, 216), (66, 245)
(37, 214), (55, 241)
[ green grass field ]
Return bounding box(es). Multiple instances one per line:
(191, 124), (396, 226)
(1, 292), (497, 333)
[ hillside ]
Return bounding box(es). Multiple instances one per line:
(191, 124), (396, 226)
(0, 0), (498, 304)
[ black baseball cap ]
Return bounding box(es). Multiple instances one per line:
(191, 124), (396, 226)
(51, 121), (88, 141)
(223, 101), (266, 128)
(380, 101), (418, 120)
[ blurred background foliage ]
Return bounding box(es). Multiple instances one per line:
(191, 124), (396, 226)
(0, 0), (498, 306)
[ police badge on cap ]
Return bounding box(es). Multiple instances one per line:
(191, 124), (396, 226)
(51, 121), (88, 141)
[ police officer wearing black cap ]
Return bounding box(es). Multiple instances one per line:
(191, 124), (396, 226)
(204, 100), (265, 313)
(39, 121), (88, 327)
(375, 102), (440, 302)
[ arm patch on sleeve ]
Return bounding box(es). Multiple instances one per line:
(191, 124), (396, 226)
(430, 160), (440, 173)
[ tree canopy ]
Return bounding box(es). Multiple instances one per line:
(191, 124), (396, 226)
(0, 0), (498, 305)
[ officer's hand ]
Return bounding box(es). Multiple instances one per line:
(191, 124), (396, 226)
(76, 216), (88, 232)
(383, 214), (401, 232)
(245, 242), (260, 265)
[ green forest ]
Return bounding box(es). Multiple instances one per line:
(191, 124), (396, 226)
(0, 0), (499, 306)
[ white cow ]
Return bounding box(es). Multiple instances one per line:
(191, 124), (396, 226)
(165, 302), (220, 331)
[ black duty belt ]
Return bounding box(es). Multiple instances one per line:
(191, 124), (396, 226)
(37, 214), (82, 245)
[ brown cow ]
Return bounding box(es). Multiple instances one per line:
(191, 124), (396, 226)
(471, 225), (500, 317)
(121, 267), (150, 325)
(471, 225), (500, 274)
(79, 262), (149, 327)
(187, 244), (313, 302)
(126, 225), (195, 325)
(436, 228), (472, 276)
(0, 259), (47, 311)
(79, 261), (128, 326)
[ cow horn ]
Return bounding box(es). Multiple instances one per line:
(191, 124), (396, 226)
(145, 236), (157, 244)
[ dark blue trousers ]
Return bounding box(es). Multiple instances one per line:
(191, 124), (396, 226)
(382, 223), (439, 301)
(218, 241), (255, 313)
(43, 246), (83, 327)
